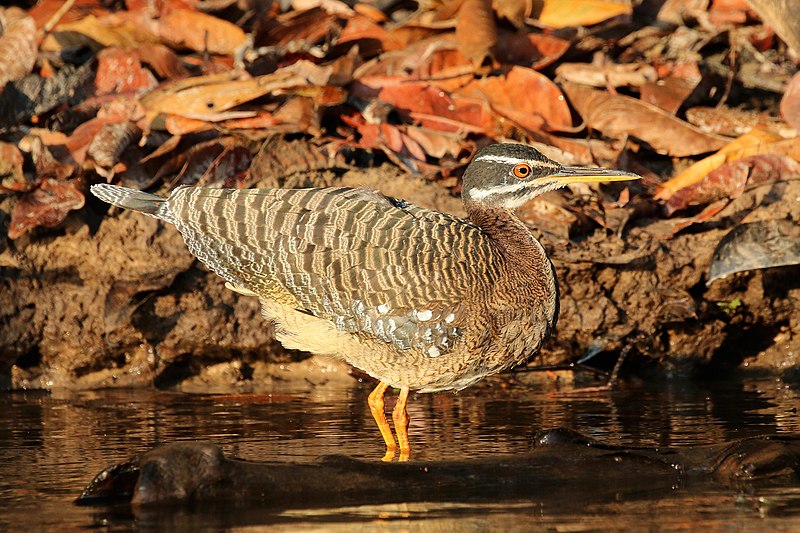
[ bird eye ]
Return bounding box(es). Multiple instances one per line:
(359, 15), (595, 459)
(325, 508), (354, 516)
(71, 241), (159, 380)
(512, 163), (532, 179)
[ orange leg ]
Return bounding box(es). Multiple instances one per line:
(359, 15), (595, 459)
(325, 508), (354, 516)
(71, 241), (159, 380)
(368, 381), (396, 460)
(392, 386), (411, 461)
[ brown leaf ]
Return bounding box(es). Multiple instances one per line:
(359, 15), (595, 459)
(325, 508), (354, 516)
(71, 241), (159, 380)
(535, 0), (632, 28)
(157, 7), (247, 55)
(456, 0), (497, 66)
(43, 14), (160, 52)
(556, 62), (658, 88)
(0, 7), (37, 88)
(495, 31), (570, 70)
(0, 141), (27, 192)
(562, 82), (728, 156)
(140, 69), (306, 118)
(95, 48), (158, 95)
(655, 127), (795, 200)
(351, 77), (492, 134)
(337, 12), (404, 53)
(8, 179), (85, 240)
(639, 76), (699, 115)
(780, 72), (800, 131)
(135, 43), (190, 80)
(492, 0), (532, 28)
(457, 66), (573, 132)
(665, 154), (800, 214)
(87, 121), (142, 169)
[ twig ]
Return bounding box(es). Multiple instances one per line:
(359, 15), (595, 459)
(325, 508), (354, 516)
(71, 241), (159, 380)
(43, 0), (77, 34)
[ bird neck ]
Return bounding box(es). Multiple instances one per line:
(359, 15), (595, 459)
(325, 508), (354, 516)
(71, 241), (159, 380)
(464, 201), (548, 261)
(464, 200), (559, 359)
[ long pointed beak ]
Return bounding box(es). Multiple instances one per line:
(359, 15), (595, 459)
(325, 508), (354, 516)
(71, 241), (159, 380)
(544, 165), (641, 185)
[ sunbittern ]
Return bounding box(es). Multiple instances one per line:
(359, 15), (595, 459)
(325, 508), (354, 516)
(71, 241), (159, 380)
(92, 143), (639, 460)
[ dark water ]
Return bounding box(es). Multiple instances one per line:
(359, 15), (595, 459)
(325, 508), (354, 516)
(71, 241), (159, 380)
(2, 374), (800, 530)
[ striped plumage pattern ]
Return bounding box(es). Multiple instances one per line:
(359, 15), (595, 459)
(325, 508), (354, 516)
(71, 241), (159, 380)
(162, 186), (492, 356)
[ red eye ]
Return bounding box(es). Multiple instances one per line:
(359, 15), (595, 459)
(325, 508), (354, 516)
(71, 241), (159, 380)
(513, 163), (532, 178)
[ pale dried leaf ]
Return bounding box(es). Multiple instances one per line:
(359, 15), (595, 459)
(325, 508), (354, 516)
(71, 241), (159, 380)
(0, 7), (37, 88)
(780, 72), (800, 132)
(157, 8), (247, 55)
(492, 0), (531, 28)
(8, 179), (85, 240)
(563, 82), (728, 157)
(536, 0), (632, 28)
(456, 0), (497, 66)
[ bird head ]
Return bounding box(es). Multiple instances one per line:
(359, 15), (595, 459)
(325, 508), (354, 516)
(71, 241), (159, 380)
(461, 143), (640, 209)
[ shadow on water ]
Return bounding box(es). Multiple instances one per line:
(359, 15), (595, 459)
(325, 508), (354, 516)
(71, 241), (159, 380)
(2, 375), (800, 529)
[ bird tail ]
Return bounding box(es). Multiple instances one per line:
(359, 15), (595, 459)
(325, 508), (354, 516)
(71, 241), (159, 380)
(90, 184), (170, 220)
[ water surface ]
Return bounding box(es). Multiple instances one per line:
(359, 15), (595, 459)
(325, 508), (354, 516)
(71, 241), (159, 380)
(2, 375), (800, 530)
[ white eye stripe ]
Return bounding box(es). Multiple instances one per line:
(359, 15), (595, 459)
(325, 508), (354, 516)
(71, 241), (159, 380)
(466, 181), (531, 201)
(474, 154), (561, 170)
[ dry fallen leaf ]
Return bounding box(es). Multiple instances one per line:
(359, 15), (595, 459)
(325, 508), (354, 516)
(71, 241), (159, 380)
(95, 47), (158, 95)
(556, 62), (658, 88)
(492, 0), (532, 28)
(563, 82), (728, 157)
(456, 0), (497, 66)
(655, 127), (798, 200)
(0, 141), (27, 192)
(780, 72), (800, 131)
(665, 153), (800, 214)
(457, 66), (573, 132)
(157, 7), (247, 55)
(44, 14), (160, 52)
(495, 31), (570, 70)
(8, 179), (86, 240)
(351, 77), (492, 134)
(0, 7), (37, 88)
(535, 0), (632, 28)
(140, 70), (305, 118)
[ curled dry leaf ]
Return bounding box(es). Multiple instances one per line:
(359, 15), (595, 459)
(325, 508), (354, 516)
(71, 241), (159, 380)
(556, 62), (658, 88)
(351, 77), (492, 134)
(492, 0), (532, 29)
(87, 121), (142, 169)
(535, 0), (632, 28)
(8, 179), (86, 240)
(455, 0), (497, 66)
(563, 82), (728, 157)
(639, 76), (699, 115)
(0, 7), (37, 88)
(457, 66), (573, 133)
(780, 72), (800, 131)
(157, 8), (247, 55)
(134, 43), (189, 80)
(44, 14), (160, 52)
(655, 127), (799, 200)
(665, 153), (800, 214)
(140, 69), (306, 118)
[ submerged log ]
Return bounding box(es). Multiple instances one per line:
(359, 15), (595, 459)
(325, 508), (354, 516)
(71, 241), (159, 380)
(76, 428), (800, 507)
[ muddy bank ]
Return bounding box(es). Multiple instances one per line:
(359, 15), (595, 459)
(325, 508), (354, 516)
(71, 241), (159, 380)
(1, 166), (799, 390)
